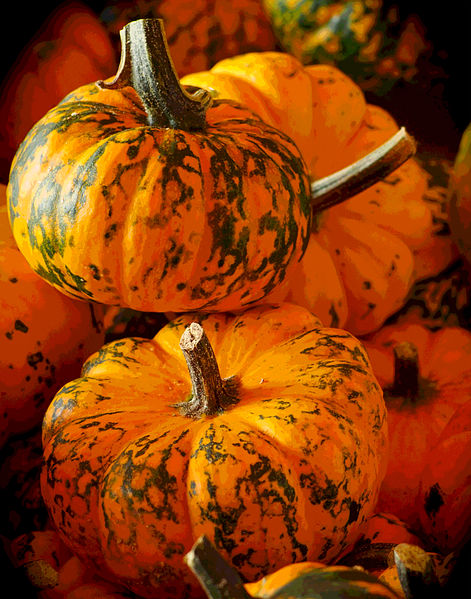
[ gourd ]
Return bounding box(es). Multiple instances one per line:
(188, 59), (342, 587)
(41, 302), (388, 599)
(182, 50), (455, 335)
(362, 322), (471, 529)
(0, 185), (105, 447)
(261, 0), (428, 96)
(7, 18), (413, 320)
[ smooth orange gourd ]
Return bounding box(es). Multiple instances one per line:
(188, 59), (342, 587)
(362, 322), (471, 530)
(182, 53), (457, 335)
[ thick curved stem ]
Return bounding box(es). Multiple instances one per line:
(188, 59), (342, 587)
(311, 127), (416, 213)
(98, 18), (212, 129)
(177, 323), (238, 418)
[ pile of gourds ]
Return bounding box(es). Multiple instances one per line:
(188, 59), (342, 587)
(1, 2), (470, 599)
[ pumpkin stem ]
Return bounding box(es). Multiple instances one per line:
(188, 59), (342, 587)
(98, 18), (212, 129)
(392, 342), (420, 400)
(178, 322), (238, 418)
(311, 127), (416, 213)
(393, 543), (441, 599)
(184, 535), (253, 599)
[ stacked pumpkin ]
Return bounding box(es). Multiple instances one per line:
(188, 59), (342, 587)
(1, 7), (469, 599)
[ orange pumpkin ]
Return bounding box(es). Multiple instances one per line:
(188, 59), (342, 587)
(0, 184), (105, 447)
(7, 19), (314, 315)
(362, 322), (471, 529)
(0, 1), (116, 181)
(41, 302), (387, 598)
(182, 53), (457, 335)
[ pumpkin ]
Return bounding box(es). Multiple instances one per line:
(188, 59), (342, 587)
(0, 185), (105, 447)
(182, 52), (455, 335)
(261, 0), (428, 96)
(185, 535), (402, 598)
(0, 1), (116, 182)
(416, 399), (471, 554)
(448, 122), (471, 265)
(101, 0), (278, 77)
(7, 18), (412, 318)
(41, 302), (388, 599)
(7, 18), (312, 314)
(361, 322), (471, 529)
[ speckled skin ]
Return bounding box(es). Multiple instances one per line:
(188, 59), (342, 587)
(41, 303), (388, 599)
(7, 86), (311, 314)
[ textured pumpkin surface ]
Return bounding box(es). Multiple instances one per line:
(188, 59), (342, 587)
(416, 400), (471, 554)
(448, 122), (471, 264)
(41, 303), (387, 599)
(183, 55), (456, 335)
(101, 0), (277, 77)
(362, 322), (471, 528)
(0, 194), (105, 446)
(0, 1), (116, 181)
(262, 0), (427, 96)
(7, 82), (311, 313)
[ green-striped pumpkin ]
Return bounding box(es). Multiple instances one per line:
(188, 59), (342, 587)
(7, 19), (311, 314)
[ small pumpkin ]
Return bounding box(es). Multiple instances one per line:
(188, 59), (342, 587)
(101, 0), (278, 77)
(182, 51), (455, 335)
(0, 185), (105, 447)
(41, 302), (387, 599)
(261, 0), (429, 97)
(0, 1), (116, 181)
(185, 535), (402, 598)
(448, 121), (471, 265)
(7, 18), (411, 318)
(362, 322), (471, 529)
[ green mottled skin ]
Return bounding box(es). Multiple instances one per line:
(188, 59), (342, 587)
(40, 303), (387, 599)
(8, 82), (311, 313)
